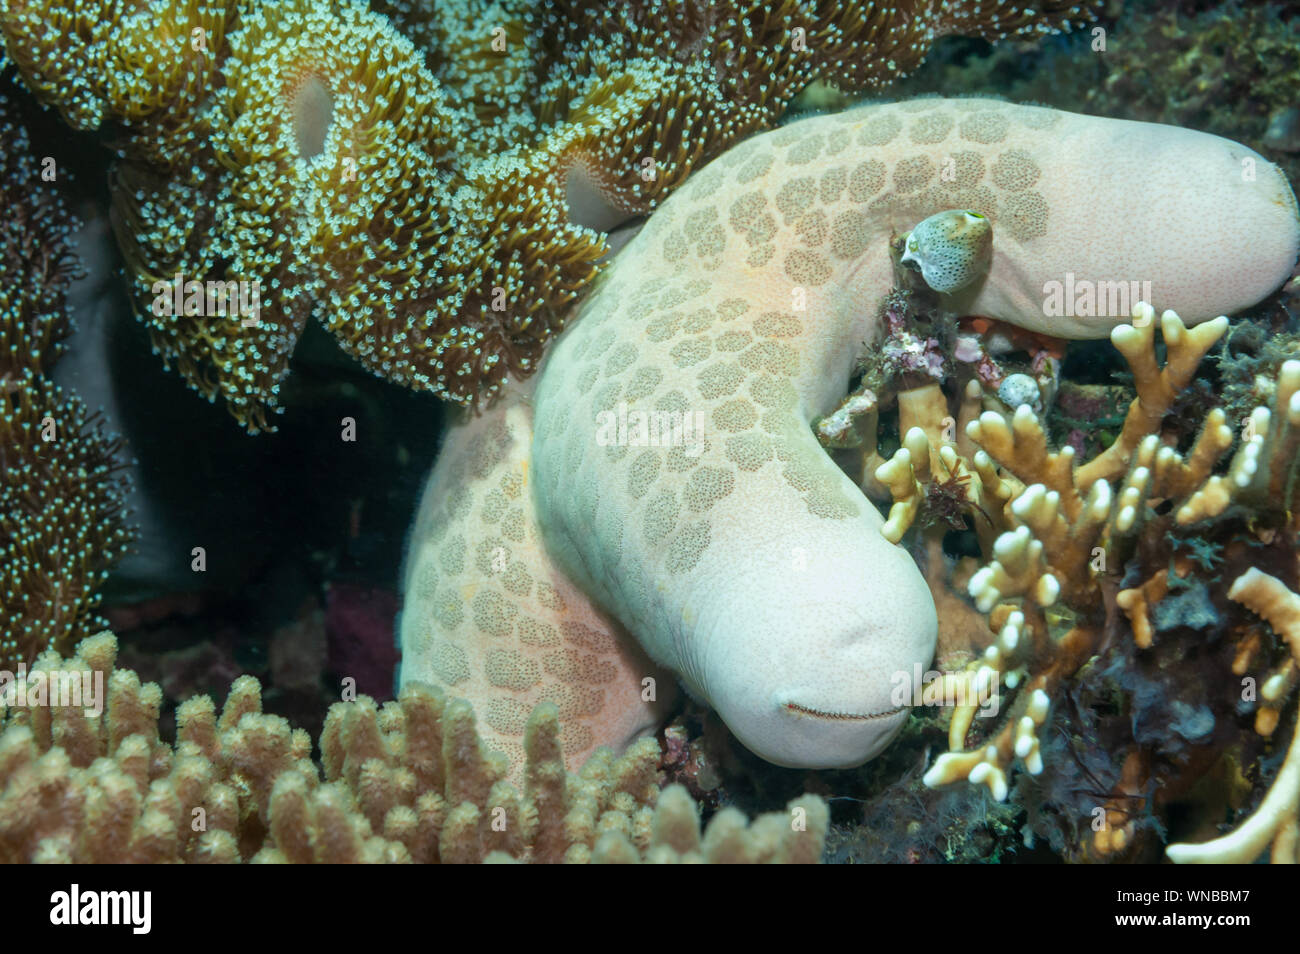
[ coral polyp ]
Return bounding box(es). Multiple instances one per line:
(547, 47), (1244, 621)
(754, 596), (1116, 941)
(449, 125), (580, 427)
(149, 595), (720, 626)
(0, 92), (133, 671)
(0, 0), (1094, 429)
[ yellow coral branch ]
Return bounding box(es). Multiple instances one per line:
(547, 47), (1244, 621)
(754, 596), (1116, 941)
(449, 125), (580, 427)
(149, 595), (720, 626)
(1076, 306), (1228, 490)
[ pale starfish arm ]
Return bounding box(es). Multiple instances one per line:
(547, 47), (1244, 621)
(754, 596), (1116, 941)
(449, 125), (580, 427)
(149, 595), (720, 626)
(398, 376), (674, 780)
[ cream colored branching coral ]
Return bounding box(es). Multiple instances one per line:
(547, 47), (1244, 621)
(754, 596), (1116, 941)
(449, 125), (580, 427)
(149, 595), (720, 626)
(1116, 360), (1299, 657)
(585, 783), (828, 864)
(908, 307), (1299, 861)
(1175, 359), (1300, 525)
(879, 306), (1245, 573)
(0, 634), (828, 863)
(1074, 311), (1230, 490)
(1166, 569), (1300, 864)
(878, 311), (1233, 559)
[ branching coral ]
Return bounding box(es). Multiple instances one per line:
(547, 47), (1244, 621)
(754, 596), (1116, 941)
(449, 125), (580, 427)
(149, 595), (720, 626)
(1165, 569), (1300, 863)
(0, 633), (828, 863)
(0, 91), (134, 671)
(874, 303), (1300, 861)
(1074, 313), (1230, 491)
(0, 0), (1092, 430)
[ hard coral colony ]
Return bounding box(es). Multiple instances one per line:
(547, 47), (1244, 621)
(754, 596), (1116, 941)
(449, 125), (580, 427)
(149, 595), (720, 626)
(0, 0), (1297, 873)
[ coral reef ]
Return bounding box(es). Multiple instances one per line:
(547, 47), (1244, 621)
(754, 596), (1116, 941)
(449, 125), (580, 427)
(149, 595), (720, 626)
(877, 303), (1300, 862)
(0, 0), (1092, 430)
(2, 0), (1295, 870)
(887, 0), (1300, 187)
(0, 633), (828, 863)
(0, 90), (133, 671)
(1088, 0), (1300, 188)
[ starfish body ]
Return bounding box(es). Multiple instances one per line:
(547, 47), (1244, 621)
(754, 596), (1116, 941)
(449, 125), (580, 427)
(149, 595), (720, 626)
(402, 98), (1300, 774)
